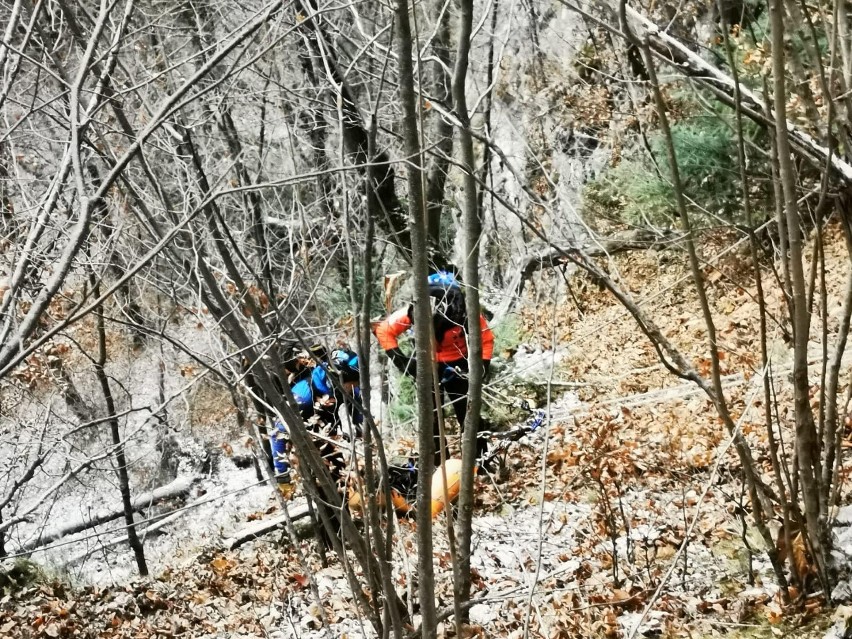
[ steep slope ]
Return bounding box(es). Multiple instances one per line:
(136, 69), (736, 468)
(2, 225), (849, 638)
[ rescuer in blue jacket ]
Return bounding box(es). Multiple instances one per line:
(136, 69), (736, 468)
(271, 345), (363, 497)
(290, 348), (362, 437)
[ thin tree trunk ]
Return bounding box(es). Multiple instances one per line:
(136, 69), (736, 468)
(93, 286), (148, 577)
(425, 0), (454, 246)
(452, 0), (483, 618)
(217, 105), (275, 293)
(717, 0), (793, 597)
(395, 0), (438, 635)
(362, 60), (406, 639)
(770, 0), (827, 589)
(478, 0), (502, 286)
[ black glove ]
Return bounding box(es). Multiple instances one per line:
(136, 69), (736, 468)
(483, 359), (491, 379)
(387, 348), (416, 377)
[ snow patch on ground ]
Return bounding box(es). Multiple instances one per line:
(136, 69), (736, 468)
(30, 458), (274, 585)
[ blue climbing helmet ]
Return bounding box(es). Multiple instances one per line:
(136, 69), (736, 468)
(291, 378), (314, 409)
(426, 264), (465, 336)
(330, 348), (360, 384)
(427, 270), (461, 289)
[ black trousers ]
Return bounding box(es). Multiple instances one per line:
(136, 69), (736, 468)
(432, 360), (489, 467)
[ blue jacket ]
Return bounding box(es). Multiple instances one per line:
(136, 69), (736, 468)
(271, 420), (290, 479)
(291, 365), (363, 429)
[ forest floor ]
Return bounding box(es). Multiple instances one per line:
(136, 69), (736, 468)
(2, 222), (852, 638)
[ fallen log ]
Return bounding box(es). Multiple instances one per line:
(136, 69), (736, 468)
(62, 506), (191, 566)
(223, 503), (312, 550)
(561, 0), (852, 183)
(17, 476), (197, 554)
(65, 497), (312, 562)
(514, 229), (678, 300)
(61, 493), (222, 567)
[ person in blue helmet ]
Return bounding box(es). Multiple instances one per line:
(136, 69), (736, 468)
(375, 263), (494, 468)
(290, 347), (362, 437)
(276, 344), (363, 494)
(329, 348), (364, 438)
(270, 419), (293, 498)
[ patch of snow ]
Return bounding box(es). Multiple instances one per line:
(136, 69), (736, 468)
(838, 506), (852, 527)
(30, 458), (274, 585)
(833, 581), (852, 604)
(834, 527), (852, 559)
(469, 603), (497, 625)
(508, 346), (567, 387)
(824, 605), (852, 639)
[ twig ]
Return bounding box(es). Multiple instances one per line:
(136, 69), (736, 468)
(522, 281), (559, 639)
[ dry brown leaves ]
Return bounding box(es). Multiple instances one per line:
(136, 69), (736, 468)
(505, 223), (852, 633)
(0, 545), (340, 639)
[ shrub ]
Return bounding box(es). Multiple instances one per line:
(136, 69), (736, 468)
(584, 117), (763, 227)
(584, 156), (676, 226)
(491, 314), (526, 357)
(388, 372), (416, 425)
(0, 559), (46, 594)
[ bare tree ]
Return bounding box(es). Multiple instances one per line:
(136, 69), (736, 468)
(453, 0), (485, 617)
(395, 0), (439, 635)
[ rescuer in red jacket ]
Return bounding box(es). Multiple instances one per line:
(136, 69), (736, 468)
(375, 270), (494, 467)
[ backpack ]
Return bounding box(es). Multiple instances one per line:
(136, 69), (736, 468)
(403, 268), (469, 343)
(429, 282), (467, 343)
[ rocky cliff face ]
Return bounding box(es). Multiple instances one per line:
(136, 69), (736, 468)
(467, 0), (611, 297)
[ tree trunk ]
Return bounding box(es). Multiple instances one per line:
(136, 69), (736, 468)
(425, 0), (455, 247)
(93, 286), (148, 577)
(769, 0), (827, 589)
(395, 0), (438, 635)
(452, 0), (483, 618)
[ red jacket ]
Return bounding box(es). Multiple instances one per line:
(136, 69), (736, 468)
(375, 307), (494, 363)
